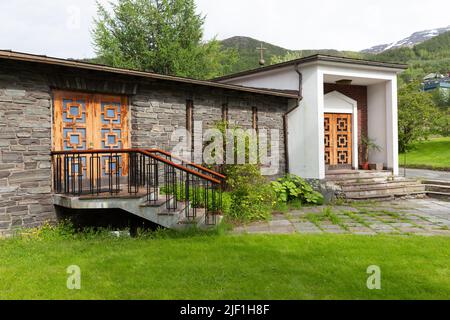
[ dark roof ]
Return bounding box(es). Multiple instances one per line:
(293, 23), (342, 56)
(213, 54), (409, 82)
(0, 49), (298, 99)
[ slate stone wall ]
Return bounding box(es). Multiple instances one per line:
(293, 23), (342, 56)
(0, 62), (53, 236)
(0, 60), (290, 235)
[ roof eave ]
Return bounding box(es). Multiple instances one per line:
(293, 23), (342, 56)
(214, 54), (408, 82)
(0, 50), (299, 99)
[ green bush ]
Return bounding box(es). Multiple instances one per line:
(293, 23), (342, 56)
(225, 164), (275, 222)
(271, 174), (324, 205)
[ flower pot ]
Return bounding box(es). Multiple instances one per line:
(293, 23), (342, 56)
(361, 162), (369, 170)
(369, 163), (384, 171)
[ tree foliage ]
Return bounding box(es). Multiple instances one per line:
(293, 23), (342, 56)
(93, 0), (237, 79)
(398, 82), (444, 152)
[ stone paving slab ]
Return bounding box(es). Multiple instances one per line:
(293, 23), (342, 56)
(271, 214), (287, 221)
(398, 227), (426, 234)
(321, 226), (348, 234)
(289, 210), (307, 217)
(369, 224), (398, 233)
(269, 220), (292, 227)
(351, 230), (377, 236)
(232, 198), (450, 237)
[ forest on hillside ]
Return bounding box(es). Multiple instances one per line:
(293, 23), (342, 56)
(219, 31), (450, 84)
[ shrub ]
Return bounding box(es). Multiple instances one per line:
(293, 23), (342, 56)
(202, 120), (275, 222)
(398, 82), (444, 152)
(271, 174), (324, 205)
(225, 164), (275, 222)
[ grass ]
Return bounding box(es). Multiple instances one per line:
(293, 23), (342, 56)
(4, 227), (450, 299)
(273, 199), (304, 213)
(305, 207), (349, 231)
(400, 137), (450, 170)
(342, 211), (371, 228)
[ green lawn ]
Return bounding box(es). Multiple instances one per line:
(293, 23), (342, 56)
(1, 232), (450, 300)
(400, 137), (450, 170)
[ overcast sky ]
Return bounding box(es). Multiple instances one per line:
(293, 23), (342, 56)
(0, 0), (449, 59)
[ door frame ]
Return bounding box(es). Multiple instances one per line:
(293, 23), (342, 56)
(51, 90), (131, 182)
(324, 91), (358, 170)
(52, 90), (131, 152)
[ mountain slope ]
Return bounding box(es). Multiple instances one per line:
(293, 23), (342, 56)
(220, 30), (450, 82)
(220, 36), (358, 74)
(362, 26), (450, 54)
(374, 31), (450, 63)
(220, 36), (290, 73)
(365, 31), (450, 83)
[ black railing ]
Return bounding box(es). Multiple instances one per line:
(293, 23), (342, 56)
(146, 148), (226, 183)
(51, 149), (224, 225)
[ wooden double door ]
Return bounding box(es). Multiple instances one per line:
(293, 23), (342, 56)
(324, 113), (353, 169)
(52, 90), (129, 178)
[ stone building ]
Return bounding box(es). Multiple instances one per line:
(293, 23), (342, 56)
(0, 50), (296, 235)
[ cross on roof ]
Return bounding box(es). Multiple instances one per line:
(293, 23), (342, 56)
(256, 43), (267, 66)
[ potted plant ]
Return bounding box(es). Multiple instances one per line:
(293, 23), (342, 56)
(360, 135), (382, 170)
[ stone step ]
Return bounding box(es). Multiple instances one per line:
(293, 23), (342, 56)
(340, 180), (420, 191)
(157, 200), (188, 216)
(326, 171), (392, 181)
(176, 208), (222, 229)
(140, 196), (172, 208)
(425, 191), (450, 201)
(425, 184), (450, 194)
(329, 176), (398, 185)
(344, 185), (426, 198)
(422, 180), (450, 187)
(346, 191), (427, 201)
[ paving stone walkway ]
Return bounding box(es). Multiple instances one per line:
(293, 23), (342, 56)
(402, 168), (450, 181)
(233, 198), (450, 237)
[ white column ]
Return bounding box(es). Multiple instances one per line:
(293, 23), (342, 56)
(386, 78), (399, 175)
(367, 82), (387, 166)
(287, 65), (324, 179)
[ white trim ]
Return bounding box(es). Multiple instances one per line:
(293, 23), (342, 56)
(324, 91), (359, 170)
(301, 60), (405, 74)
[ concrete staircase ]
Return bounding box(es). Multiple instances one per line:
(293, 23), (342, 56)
(421, 180), (450, 200)
(326, 170), (426, 201)
(53, 190), (219, 230)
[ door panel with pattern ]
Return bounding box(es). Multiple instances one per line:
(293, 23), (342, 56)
(53, 91), (129, 181)
(324, 113), (352, 169)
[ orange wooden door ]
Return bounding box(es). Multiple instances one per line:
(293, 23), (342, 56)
(53, 91), (129, 178)
(324, 113), (352, 168)
(92, 93), (129, 177)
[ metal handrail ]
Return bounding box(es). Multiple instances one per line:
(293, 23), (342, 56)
(146, 148), (226, 180)
(51, 148), (223, 184)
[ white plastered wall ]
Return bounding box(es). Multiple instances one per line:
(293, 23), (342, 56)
(367, 79), (398, 174)
(221, 66), (299, 91)
(287, 64), (324, 179)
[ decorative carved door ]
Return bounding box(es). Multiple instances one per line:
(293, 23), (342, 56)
(52, 91), (129, 178)
(324, 113), (352, 169)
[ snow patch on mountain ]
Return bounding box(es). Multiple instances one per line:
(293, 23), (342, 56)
(362, 26), (450, 54)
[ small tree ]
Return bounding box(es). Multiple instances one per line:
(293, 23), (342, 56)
(398, 82), (442, 152)
(360, 135), (381, 168)
(93, 0), (237, 79)
(431, 89), (450, 136)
